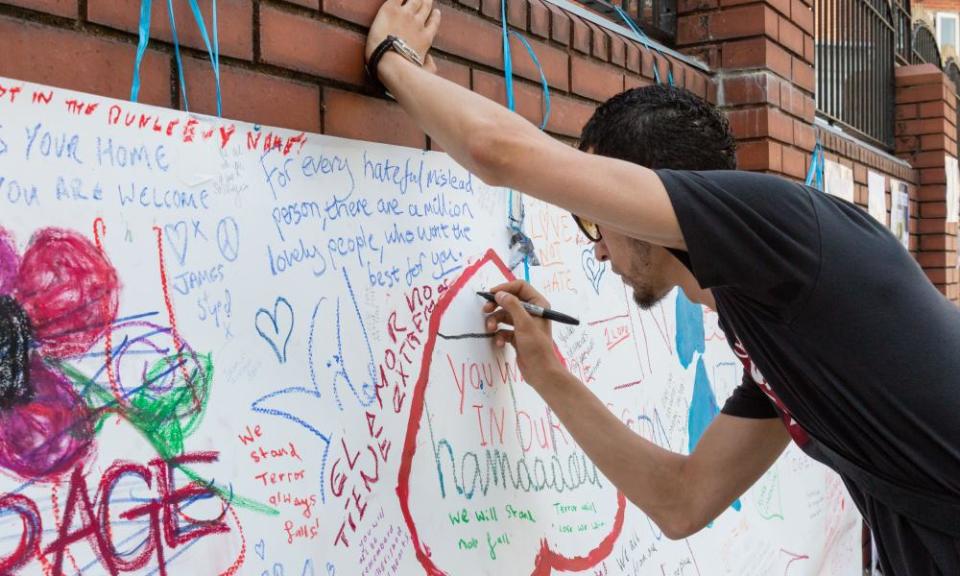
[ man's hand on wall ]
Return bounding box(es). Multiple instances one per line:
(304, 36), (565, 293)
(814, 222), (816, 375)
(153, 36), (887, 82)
(367, 0), (441, 74)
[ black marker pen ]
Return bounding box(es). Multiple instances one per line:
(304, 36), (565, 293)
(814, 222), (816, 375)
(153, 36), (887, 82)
(476, 291), (580, 326)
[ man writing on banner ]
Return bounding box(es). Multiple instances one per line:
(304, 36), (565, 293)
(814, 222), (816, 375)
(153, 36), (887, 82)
(359, 1), (960, 573)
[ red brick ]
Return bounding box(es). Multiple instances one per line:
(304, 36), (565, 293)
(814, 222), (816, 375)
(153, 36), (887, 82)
(434, 57), (471, 89)
(897, 103), (919, 120)
(792, 57), (815, 92)
(895, 135), (919, 154)
(324, 89), (425, 148)
(726, 106), (793, 144)
(912, 151), (947, 168)
(571, 56), (624, 101)
(679, 0), (719, 11)
(722, 73), (778, 106)
(896, 83), (950, 104)
(920, 227), (950, 246)
(917, 184), (947, 201)
(586, 21), (609, 61)
(720, 0), (790, 14)
(3, 0), (76, 18)
(324, 0), (379, 25)
(509, 34), (569, 91)
(853, 163), (867, 184)
(545, 2), (571, 45)
(736, 139), (782, 171)
(919, 100), (950, 118)
(920, 168), (947, 184)
(472, 70), (546, 127)
(782, 145), (806, 179)
(610, 34), (627, 68)
(529, 0), (551, 38)
(677, 13), (710, 45)
(481, 0), (499, 20)
(89, 0), (252, 60)
(917, 252), (952, 268)
(707, 81), (718, 104)
(571, 14), (592, 54)
(791, 0), (814, 34)
(920, 202), (947, 218)
(435, 6), (502, 68)
(897, 118), (947, 136)
(713, 4), (778, 39)
(779, 17), (804, 56)
(895, 64), (948, 87)
(803, 34), (814, 63)
(0, 16), (170, 107)
(682, 45), (721, 69)
(794, 119), (815, 151)
(546, 93), (595, 138)
(722, 38), (791, 79)
(687, 70), (708, 98)
(183, 59), (319, 132)
(508, 0), (527, 29)
(921, 133), (949, 151)
(626, 42), (641, 74)
(920, 234), (957, 252)
(261, 6), (364, 85)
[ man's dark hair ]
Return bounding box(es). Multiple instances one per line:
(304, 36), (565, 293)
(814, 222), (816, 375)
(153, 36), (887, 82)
(579, 85), (737, 171)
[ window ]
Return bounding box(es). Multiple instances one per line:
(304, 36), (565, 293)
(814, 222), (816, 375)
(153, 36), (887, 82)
(937, 12), (959, 53)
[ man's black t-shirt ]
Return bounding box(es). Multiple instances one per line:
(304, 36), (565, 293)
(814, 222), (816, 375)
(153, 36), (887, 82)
(658, 169), (960, 575)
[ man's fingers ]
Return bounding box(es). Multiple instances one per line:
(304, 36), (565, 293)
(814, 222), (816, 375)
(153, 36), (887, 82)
(494, 291), (532, 329)
(416, 0), (434, 21)
(425, 8), (441, 36)
(493, 329), (515, 349)
(404, 0), (423, 13)
(484, 309), (513, 332)
(489, 279), (550, 308)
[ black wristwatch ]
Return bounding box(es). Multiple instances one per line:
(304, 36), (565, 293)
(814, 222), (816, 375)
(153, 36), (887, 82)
(366, 35), (425, 95)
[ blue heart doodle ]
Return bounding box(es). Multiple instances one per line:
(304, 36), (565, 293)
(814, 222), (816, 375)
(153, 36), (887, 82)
(581, 247), (606, 294)
(254, 539), (266, 561)
(164, 221), (189, 265)
(255, 297), (294, 364)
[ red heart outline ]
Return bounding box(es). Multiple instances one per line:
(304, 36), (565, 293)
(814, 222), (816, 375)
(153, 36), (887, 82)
(396, 249), (626, 575)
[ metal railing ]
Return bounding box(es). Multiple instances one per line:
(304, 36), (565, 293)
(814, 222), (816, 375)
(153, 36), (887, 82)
(816, 0), (897, 149)
(894, 0), (912, 64)
(945, 58), (960, 132)
(572, 0), (677, 45)
(912, 21), (942, 67)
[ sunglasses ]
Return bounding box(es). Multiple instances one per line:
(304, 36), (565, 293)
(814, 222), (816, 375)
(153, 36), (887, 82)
(572, 214), (602, 242)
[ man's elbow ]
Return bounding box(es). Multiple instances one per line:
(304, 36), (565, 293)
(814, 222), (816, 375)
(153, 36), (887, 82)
(659, 515), (706, 541)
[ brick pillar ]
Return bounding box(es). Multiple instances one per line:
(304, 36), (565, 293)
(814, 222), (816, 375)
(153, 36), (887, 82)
(674, 0), (816, 180)
(895, 64), (959, 303)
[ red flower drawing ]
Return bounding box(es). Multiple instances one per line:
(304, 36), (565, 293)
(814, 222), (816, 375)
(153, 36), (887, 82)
(0, 228), (119, 480)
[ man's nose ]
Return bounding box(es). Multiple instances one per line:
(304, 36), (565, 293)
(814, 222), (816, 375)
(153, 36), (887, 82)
(594, 240), (609, 262)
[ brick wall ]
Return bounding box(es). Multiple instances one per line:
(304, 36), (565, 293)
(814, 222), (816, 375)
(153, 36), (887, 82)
(0, 0), (711, 150)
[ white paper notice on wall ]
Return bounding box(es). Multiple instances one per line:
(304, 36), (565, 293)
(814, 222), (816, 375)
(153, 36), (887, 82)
(890, 179), (911, 249)
(867, 170), (887, 225)
(946, 155), (959, 223)
(0, 76), (863, 576)
(824, 159), (855, 203)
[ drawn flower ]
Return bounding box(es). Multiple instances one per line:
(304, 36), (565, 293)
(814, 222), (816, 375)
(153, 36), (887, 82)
(0, 228), (119, 479)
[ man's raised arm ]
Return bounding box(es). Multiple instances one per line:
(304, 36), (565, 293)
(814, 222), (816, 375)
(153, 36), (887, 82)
(365, 0), (686, 250)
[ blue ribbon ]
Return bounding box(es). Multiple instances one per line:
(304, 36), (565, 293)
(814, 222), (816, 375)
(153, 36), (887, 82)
(612, 4), (674, 86)
(130, 0), (222, 117)
(805, 139), (824, 190)
(185, 0), (223, 116)
(130, 0), (153, 103)
(167, 0), (189, 110)
(502, 0), (553, 281)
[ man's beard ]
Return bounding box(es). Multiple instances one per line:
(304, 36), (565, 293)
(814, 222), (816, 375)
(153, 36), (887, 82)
(632, 285), (668, 310)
